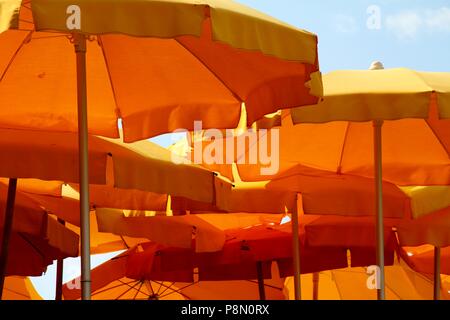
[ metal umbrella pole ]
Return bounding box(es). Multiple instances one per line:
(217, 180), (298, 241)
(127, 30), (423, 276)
(74, 33), (91, 300)
(256, 261), (266, 300)
(373, 119), (385, 300)
(312, 272), (319, 300)
(434, 246), (441, 300)
(55, 218), (66, 301)
(0, 178), (18, 300)
(291, 194), (302, 300)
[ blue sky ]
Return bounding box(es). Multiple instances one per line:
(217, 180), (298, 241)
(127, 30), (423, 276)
(31, 0), (450, 299)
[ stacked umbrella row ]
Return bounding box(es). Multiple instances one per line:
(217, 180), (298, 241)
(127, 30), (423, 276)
(0, 0), (449, 301)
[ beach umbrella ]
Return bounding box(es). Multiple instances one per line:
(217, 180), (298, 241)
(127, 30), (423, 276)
(399, 244), (450, 299)
(62, 244), (287, 300)
(0, 0), (322, 299)
(199, 64), (449, 299)
(283, 261), (447, 300)
(0, 127), (220, 299)
(287, 63), (450, 299)
(2, 276), (42, 300)
(0, 181), (79, 299)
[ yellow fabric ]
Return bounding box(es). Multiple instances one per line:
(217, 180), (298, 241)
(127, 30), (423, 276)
(399, 186), (450, 219)
(291, 69), (450, 123)
(215, 179), (297, 214)
(0, 0), (20, 32)
(283, 263), (445, 300)
(0, 178), (63, 197)
(2, 276), (42, 300)
(28, 0), (319, 64)
(65, 211), (147, 254)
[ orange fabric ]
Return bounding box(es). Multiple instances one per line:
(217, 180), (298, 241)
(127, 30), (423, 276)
(2, 276), (42, 300)
(397, 206), (450, 247)
(63, 246), (286, 300)
(303, 215), (399, 249)
(0, 128), (214, 203)
(400, 245), (450, 275)
(215, 179), (298, 214)
(266, 166), (411, 218)
(64, 211), (147, 255)
(95, 208), (226, 253)
(0, 183), (79, 276)
(0, 3), (320, 142)
(236, 116), (450, 186)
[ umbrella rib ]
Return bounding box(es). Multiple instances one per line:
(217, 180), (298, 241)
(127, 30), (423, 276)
(158, 281), (198, 299)
(17, 232), (45, 259)
(245, 279), (283, 290)
(96, 36), (122, 125)
(425, 119), (449, 157)
(91, 279), (139, 297)
(132, 281), (145, 300)
(174, 38), (243, 104)
(0, 30), (34, 82)
(152, 281), (176, 296)
(119, 236), (130, 249)
(337, 122), (351, 173)
(158, 283), (195, 300)
(115, 280), (142, 300)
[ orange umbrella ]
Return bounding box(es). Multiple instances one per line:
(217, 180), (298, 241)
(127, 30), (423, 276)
(62, 246), (286, 301)
(287, 64), (450, 300)
(1, 0), (322, 300)
(0, 128), (220, 299)
(0, 181), (79, 299)
(189, 64), (450, 299)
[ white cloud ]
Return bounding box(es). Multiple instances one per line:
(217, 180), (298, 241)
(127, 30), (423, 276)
(386, 7), (450, 40)
(386, 11), (422, 40)
(333, 14), (358, 34)
(425, 7), (450, 32)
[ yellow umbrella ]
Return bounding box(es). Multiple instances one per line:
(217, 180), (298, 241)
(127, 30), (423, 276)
(288, 62), (450, 300)
(283, 261), (447, 300)
(0, 0), (322, 300)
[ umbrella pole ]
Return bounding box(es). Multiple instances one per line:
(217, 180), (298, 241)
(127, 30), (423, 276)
(312, 272), (319, 300)
(256, 261), (266, 300)
(0, 178), (17, 300)
(434, 246), (441, 300)
(55, 218), (66, 301)
(291, 194), (302, 300)
(74, 33), (91, 300)
(373, 120), (385, 300)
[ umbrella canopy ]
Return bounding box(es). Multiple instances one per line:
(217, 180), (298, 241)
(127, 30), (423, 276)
(0, 0), (322, 142)
(0, 128), (216, 203)
(400, 245), (450, 275)
(62, 245), (286, 300)
(1, 0), (322, 300)
(2, 276), (42, 300)
(283, 261), (448, 300)
(288, 65), (450, 300)
(0, 182), (79, 276)
(290, 68), (450, 123)
(191, 106), (450, 186)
